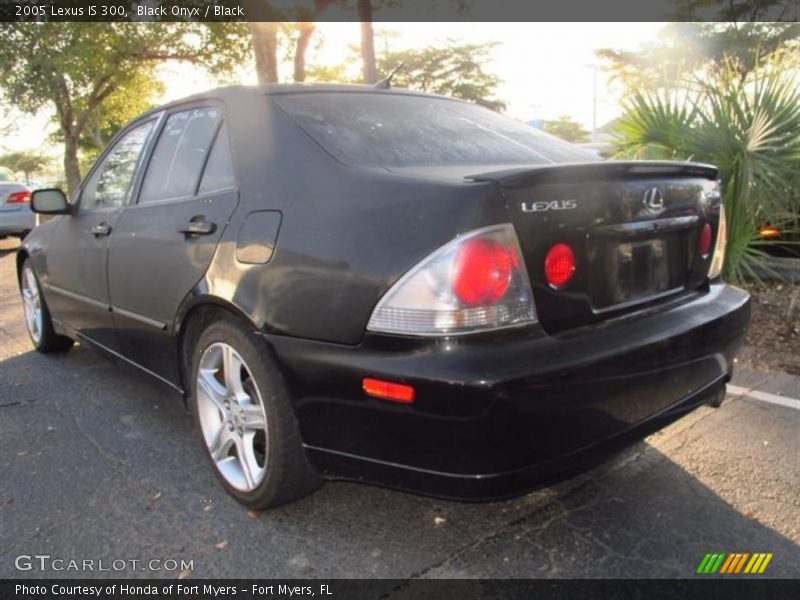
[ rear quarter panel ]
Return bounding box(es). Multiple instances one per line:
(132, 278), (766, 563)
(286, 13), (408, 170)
(192, 91), (509, 345)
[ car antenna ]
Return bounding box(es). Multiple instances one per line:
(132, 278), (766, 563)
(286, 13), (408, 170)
(375, 62), (405, 89)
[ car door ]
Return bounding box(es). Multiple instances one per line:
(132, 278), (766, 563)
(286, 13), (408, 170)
(108, 104), (239, 385)
(44, 119), (157, 351)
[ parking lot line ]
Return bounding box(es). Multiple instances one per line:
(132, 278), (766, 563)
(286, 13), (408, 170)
(727, 385), (800, 411)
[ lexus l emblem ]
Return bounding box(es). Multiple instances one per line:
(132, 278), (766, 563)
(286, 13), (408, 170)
(643, 188), (665, 214)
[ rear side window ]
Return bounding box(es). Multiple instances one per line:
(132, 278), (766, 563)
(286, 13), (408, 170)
(82, 120), (155, 210)
(273, 93), (596, 168)
(140, 107), (222, 203)
(198, 123), (235, 194)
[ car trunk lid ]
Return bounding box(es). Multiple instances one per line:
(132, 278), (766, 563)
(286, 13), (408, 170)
(470, 161), (723, 333)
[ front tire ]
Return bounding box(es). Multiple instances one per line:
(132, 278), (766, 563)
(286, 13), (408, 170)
(190, 317), (321, 509)
(19, 260), (74, 353)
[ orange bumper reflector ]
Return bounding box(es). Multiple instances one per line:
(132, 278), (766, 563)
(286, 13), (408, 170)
(362, 378), (415, 403)
(759, 227), (780, 239)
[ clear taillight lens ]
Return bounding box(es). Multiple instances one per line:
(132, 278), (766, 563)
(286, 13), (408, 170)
(367, 224), (537, 336)
(708, 204), (727, 280)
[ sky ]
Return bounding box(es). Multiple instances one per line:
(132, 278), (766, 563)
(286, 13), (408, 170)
(161, 22), (666, 126)
(314, 22), (665, 126)
(2, 22), (666, 159)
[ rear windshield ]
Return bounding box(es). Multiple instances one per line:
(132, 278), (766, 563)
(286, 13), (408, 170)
(273, 92), (597, 168)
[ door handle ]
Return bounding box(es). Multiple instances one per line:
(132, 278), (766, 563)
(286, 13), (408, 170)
(92, 222), (112, 237)
(179, 219), (217, 236)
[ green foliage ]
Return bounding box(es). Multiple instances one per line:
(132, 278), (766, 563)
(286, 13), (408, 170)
(597, 23), (800, 94)
(674, 0), (798, 21)
(306, 38), (506, 111)
(78, 70), (165, 160)
(543, 116), (590, 143)
(305, 61), (359, 84)
(375, 41), (506, 111)
(0, 23), (248, 115)
(613, 60), (800, 282)
(0, 151), (52, 184)
(0, 167), (14, 182)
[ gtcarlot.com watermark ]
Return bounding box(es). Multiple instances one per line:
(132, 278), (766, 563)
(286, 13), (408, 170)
(14, 554), (193, 573)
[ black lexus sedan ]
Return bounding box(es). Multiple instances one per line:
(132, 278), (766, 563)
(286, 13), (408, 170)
(18, 85), (750, 509)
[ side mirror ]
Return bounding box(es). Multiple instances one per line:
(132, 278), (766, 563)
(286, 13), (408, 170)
(30, 188), (71, 215)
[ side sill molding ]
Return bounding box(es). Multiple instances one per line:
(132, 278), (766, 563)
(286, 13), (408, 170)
(75, 332), (183, 395)
(44, 284), (167, 331)
(112, 306), (167, 331)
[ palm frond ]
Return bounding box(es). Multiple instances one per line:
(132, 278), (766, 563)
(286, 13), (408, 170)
(612, 56), (800, 283)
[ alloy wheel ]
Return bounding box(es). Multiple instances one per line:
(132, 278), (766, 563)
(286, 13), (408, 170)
(196, 342), (269, 491)
(21, 265), (43, 344)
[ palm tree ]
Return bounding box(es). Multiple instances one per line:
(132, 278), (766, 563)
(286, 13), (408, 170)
(613, 59), (800, 282)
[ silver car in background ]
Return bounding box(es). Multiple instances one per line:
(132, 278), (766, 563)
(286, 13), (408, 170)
(0, 182), (35, 239)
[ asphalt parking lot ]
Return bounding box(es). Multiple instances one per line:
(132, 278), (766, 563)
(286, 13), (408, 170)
(1, 237), (798, 580)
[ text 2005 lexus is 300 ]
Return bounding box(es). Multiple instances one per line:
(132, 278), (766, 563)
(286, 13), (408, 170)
(18, 85), (750, 509)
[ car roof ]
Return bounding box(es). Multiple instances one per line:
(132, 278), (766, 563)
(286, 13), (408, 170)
(136, 84), (460, 120)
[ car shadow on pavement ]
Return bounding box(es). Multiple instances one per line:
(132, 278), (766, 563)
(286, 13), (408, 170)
(0, 345), (797, 580)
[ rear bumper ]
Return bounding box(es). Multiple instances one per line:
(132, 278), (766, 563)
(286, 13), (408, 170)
(0, 209), (35, 235)
(266, 283), (751, 500)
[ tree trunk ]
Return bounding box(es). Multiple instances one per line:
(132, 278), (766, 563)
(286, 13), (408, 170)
(63, 135), (82, 198)
(89, 117), (105, 151)
(358, 0), (377, 84)
(294, 22), (316, 82)
(250, 23), (280, 84)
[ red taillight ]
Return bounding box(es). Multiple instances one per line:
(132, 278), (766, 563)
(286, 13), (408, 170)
(6, 191), (31, 204)
(452, 238), (513, 306)
(367, 224), (537, 335)
(362, 378), (415, 404)
(544, 243), (575, 288)
(698, 223), (713, 257)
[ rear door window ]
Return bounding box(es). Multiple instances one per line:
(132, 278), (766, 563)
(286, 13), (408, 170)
(198, 123), (235, 194)
(139, 107), (222, 203)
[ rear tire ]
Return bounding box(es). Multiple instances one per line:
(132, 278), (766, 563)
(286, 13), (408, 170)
(190, 317), (321, 509)
(20, 259), (74, 353)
